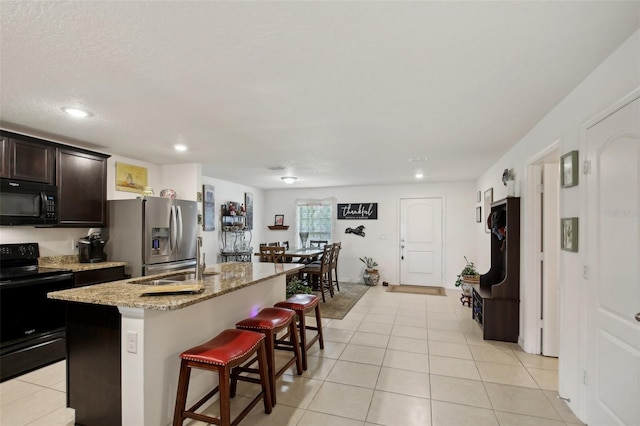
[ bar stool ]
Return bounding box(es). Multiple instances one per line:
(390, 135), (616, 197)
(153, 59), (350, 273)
(274, 294), (324, 371)
(235, 307), (303, 405)
(173, 329), (272, 426)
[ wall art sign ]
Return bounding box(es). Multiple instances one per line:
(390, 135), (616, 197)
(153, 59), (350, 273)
(561, 217), (578, 252)
(561, 150), (579, 188)
(337, 203), (378, 220)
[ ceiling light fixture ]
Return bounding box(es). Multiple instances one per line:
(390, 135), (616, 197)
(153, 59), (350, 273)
(62, 107), (91, 118)
(408, 157), (428, 163)
(415, 172), (424, 179)
(281, 176), (297, 184)
(174, 144), (188, 152)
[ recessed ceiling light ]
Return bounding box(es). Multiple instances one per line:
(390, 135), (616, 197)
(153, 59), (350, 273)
(281, 176), (297, 184)
(408, 157), (428, 163)
(62, 107), (91, 118)
(415, 172), (424, 179)
(174, 144), (188, 152)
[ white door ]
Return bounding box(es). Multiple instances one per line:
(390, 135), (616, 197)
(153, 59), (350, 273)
(399, 198), (443, 286)
(542, 163), (560, 357)
(585, 95), (640, 425)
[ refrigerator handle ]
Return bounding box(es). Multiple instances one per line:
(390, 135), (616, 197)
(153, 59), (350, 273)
(176, 205), (183, 251)
(170, 205), (177, 252)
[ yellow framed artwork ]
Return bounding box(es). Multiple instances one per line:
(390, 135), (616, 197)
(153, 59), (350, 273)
(116, 162), (148, 193)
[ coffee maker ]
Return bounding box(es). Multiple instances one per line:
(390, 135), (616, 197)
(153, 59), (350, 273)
(78, 232), (106, 263)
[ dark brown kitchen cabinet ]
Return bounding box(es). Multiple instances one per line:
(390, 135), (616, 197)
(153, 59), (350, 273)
(0, 134), (55, 184)
(73, 266), (126, 288)
(57, 148), (109, 227)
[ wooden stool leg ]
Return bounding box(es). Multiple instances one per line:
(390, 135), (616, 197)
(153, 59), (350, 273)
(298, 313), (309, 370)
(218, 366), (231, 426)
(257, 340), (273, 414)
(289, 320), (303, 375)
(314, 304), (324, 349)
(265, 332), (277, 406)
(173, 360), (191, 426)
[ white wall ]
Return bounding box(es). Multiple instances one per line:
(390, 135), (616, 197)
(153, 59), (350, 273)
(264, 181), (476, 286)
(475, 29), (639, 422)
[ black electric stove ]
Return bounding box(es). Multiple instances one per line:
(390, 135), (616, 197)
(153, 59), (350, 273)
(0, 243), (74, 382)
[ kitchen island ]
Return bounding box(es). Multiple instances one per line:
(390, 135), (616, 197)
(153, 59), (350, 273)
(48, 261), (303, 426)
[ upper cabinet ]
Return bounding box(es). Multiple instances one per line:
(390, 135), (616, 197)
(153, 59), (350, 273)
(0, 130), (110, 227)
(0, 134), (55, 184)
(57, 148), (109, 227)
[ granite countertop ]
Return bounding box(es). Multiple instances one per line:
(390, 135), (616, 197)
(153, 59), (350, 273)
(39, 255), (127, 272)
(48, 262), (303, 311)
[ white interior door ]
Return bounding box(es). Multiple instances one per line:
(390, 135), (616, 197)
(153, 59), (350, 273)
(542, 162), (560, 357)
(399, 198), (443, 286)
(585, 95), (640, 426)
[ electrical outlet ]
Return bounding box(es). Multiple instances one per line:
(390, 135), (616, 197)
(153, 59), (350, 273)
(378, 234), (387, 240)
(71, 239), (76, 250)
(127, 331), (138, 354)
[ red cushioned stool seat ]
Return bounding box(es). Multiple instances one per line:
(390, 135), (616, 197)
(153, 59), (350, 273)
(173, 329), (272, 426)
(235, 307), (303, 405)
(274, 294), (324, 371)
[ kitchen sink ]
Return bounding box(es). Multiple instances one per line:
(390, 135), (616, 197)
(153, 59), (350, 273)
(129, 271), (217, 286)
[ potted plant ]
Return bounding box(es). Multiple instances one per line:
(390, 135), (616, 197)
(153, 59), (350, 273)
(286, 276), (313, 298)
(359, 256), (380, 286)
(455, 256), (479, 295)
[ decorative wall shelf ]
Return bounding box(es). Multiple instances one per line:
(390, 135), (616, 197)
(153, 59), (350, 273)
(267, 225), (289, 230)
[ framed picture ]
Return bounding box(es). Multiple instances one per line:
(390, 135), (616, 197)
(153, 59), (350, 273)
(477, 190), (482, 203)
(202, 185), (215, 231)
(561, 217), (579, 252)
(244, 192), (254, 230)
(561, 150), (579, 188)
(115, 162), (148, 193)
(274, 214), (284, 226)
(476, 206), (482, 223)
(484, 188), (493, 233)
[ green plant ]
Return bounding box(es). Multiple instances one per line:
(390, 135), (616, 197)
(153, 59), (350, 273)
(359, 256), (378, 269)
(455, 256), (478, 287)
(286, 276), (313, 298)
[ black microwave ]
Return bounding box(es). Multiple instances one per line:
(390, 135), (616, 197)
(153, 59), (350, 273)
(0, 179), (58, 226)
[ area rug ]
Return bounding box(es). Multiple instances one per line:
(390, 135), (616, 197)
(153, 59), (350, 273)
(386, 285), (447, 296)
(317, 282), (369, 320)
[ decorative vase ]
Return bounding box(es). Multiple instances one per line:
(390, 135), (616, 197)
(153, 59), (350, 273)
(461, 283), (472, 296)
(363, 268), (380, 286)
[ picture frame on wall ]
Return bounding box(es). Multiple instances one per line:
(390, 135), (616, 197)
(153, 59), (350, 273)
(244, 192), (254, 230)
(274, 215), (284, 226)
(484, 188), (493, 233)
(561, 150), (579, 188)
(477, 191), (482, 203)
(202, 185), (215, 231)
(561, 217), (579, 252)
(476, 206), (482, 223)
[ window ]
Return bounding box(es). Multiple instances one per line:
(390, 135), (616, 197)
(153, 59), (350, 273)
(295, 198), (335, 247)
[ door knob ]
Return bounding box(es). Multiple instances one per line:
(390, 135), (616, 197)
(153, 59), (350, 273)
(636, 313), (640, 322)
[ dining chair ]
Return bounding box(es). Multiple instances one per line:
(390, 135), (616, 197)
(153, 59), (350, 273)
(280, 241), (290, 250)
(259, 245), (286, 263)
(330, 242), (341, 293)
(300, 244), (333, 302)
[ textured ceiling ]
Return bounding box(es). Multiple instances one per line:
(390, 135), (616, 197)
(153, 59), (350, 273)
(1, 1), (638, 189)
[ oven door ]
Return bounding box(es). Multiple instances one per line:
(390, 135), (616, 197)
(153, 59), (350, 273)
(0, 179), (57, 226)
(0, 272), (73, 381)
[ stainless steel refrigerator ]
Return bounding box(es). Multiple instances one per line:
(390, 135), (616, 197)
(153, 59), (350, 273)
(105, 197), (198, 277)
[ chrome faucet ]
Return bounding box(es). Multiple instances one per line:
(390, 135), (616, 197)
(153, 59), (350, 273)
(195, 237), (205, 281)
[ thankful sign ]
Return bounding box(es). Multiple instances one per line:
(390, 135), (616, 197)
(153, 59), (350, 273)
(337, 203), (378, 220)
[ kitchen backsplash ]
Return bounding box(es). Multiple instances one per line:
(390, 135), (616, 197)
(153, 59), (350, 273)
(0, 226), (95, 256)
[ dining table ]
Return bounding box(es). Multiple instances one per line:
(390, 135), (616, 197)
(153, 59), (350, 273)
(254, 247), (324, 263)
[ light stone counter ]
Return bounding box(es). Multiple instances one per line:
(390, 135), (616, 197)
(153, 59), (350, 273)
(39, 255), (127, 272)
(48, 262), (302, 311)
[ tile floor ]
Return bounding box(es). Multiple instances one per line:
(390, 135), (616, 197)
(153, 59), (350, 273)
(0, 285), (584, 426)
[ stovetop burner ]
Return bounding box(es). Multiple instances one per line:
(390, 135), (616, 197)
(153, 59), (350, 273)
(0, 243), (72, 282)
